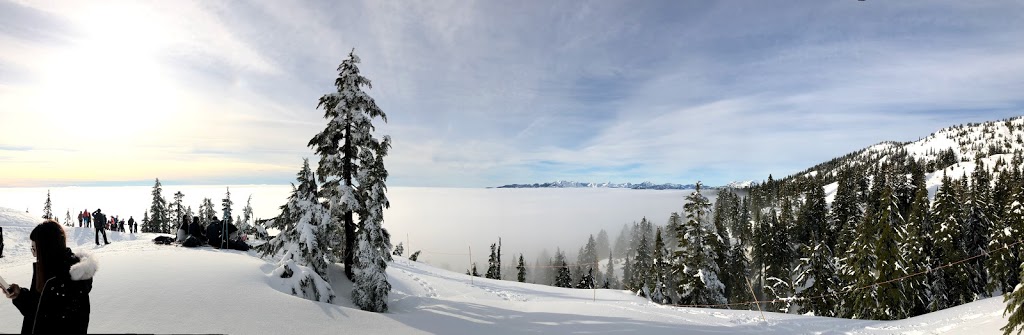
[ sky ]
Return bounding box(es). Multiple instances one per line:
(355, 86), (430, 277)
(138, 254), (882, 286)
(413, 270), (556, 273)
(1, 0), (1024, 188)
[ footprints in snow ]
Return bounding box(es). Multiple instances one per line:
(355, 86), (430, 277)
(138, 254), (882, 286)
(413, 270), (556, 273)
(400, 269), (438, 298)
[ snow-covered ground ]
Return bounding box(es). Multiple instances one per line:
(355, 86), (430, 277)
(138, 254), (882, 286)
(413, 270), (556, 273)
(0, 206), (1011, 334)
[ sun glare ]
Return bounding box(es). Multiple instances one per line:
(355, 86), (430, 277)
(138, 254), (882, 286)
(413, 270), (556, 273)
(35, 3), (179, 138)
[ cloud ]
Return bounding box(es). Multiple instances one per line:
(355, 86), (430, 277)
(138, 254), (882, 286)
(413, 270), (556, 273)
(2, 0), (1024, 187)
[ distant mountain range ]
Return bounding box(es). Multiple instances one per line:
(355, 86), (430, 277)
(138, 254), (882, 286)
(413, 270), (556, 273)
(493, 180), (756, 190)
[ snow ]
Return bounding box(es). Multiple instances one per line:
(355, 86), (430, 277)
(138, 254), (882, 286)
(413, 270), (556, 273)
(0, 204), (1013, 334)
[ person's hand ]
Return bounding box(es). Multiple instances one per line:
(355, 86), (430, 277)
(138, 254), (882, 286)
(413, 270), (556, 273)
(5, 284), (20, 299)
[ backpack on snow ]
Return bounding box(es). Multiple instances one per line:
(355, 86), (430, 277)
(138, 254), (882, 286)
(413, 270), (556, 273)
(153, 236), (175, 245)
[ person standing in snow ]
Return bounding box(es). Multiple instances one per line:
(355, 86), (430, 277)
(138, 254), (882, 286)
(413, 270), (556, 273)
(5, 220), (97, 334)
(128, 216), (136, 233)
(92, 209), (109, 246)
(82, 209), (90, 228)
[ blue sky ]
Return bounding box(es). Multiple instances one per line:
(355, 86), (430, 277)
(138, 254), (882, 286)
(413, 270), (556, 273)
(1, 0), (1023, 188)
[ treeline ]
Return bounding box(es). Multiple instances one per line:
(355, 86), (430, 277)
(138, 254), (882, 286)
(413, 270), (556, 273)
(514, 151), (1024, 321)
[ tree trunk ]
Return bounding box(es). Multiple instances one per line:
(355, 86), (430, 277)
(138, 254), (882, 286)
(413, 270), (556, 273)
(343, 122), (356, 280)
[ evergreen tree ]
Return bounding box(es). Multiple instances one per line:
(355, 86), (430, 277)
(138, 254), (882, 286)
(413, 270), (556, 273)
(990, 180), (1024, 295)
(351, 131), (393, 312)
(222, 187), (233, 226)
(832, 170), (865, 257)
(869, 175), (910, 320)
(931, 172), (970, 310)
(630, 233), (652, 297)
(257, 159), (335, 303)
(579, 235), (599, 287)
(965, 160), (994, 298)
(674, 182), (726, 306)
(903, 178), (933, 317)
(309, 50), (390, 280)
(486, 239), (502, 280)
(142, 210), (150, 232)
(797, 238), (840, 317)
(553, 251), (572, 288)
(517, 254), (526, 283)
(651, 228), (672, 304)
(764, 201), (795, 313)
(1003, 264), (1024, 335)
(42, 190), (52, 219)
(64, 210), (72, 227)
(726, 241), (752, 308)
(240, 195), (255, 236)
(392, 242), (404, 256)
(199, 198), (217, 226)
(605, 251), (618, 289)
(467, 263), (480, 277)
(148, 178), (168, 233)
(171, 191), (185, 233)
(408, 251), (420, 262)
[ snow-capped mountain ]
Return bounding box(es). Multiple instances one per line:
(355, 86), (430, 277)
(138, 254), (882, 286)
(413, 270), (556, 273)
(786, 116), (1024, 184)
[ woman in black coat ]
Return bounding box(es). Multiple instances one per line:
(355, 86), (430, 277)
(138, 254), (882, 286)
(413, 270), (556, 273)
(5, 220), (97, 334)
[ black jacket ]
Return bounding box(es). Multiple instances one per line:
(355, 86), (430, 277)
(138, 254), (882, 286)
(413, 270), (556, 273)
(188, 222), (206, 242)
(13, 249), (97, 334)
(92, 212), (107, 230)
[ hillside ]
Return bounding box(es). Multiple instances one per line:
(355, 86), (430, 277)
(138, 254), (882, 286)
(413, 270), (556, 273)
(779, 116), (1024, 187)
(0, 206), (1012, 334)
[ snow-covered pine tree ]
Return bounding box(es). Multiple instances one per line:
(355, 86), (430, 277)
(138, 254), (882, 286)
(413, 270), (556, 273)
(832, 170), (865, 257)
(148, 178), (168, 233)
(579, 235), (599, 286)
(869, 174), (910, 320)
(392, 242), (404, 256)
(142, 210), (150, 232)
(1003, 264), (1024, 335)
(351, 133), (393, 312)
(990, 174), (1024, 295)
(222, 187), (233, 226)
(199, 198), (216, 226)
(965, 159), (993, 298)
(517, 254), (526, 283)
(795, 182), (840, 317)
(651, 228), (672, 304)
(259, 159), (335, 303)
(409, 251), (420, 261)
(903, 175), (933, 317)
(932, 171), (972, 308)
(240, 195), (254, 236)
(843, 173), (884, 319)
(309, 50), (390, 280)
(675, 182), (726, 307)
(553, 250), (573, 288)
(171, 191), (185, 233)
(765, 198), (795, 313)
(630, 231), (652, 297)
(710, 190), (734, 300)
(42, 190), (52, 219)
(726, 240), (753, 308)
(64, 210), (72, 227)
(486, 239), (501, 280)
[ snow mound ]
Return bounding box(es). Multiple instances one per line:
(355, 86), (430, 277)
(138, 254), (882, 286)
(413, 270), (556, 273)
(0, 206), (40, 228)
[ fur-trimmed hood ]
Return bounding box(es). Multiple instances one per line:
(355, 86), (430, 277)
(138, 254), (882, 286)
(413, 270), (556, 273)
(69, 251), (98, 281)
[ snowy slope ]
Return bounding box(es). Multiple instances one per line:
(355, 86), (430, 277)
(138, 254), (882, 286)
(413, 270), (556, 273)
(796, 116), (1024, 184)
(0, 207), (1013, 334)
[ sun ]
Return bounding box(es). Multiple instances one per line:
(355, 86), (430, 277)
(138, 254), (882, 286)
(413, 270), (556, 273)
(35, 2), (180, 138)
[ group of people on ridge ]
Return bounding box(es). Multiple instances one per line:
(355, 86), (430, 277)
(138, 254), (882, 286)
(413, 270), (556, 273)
(76, 209), (137, 234)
